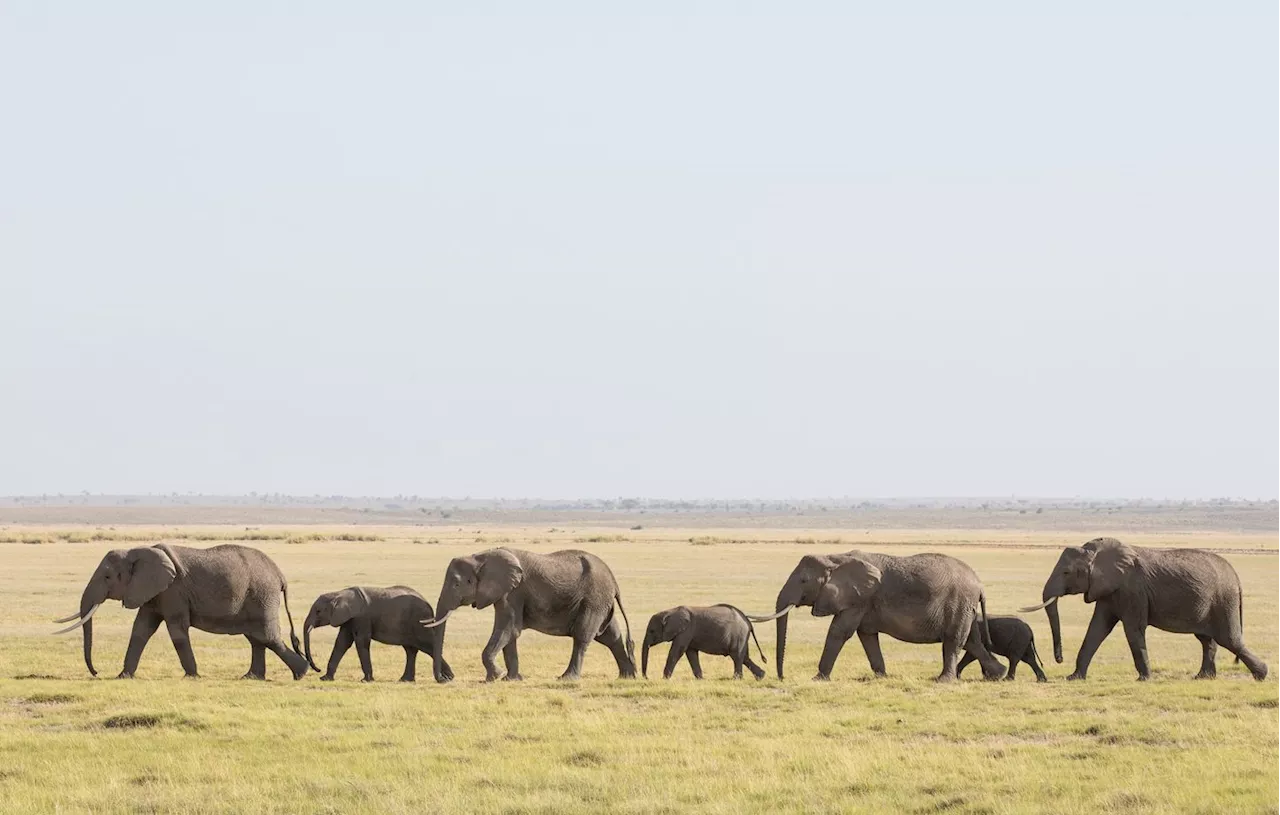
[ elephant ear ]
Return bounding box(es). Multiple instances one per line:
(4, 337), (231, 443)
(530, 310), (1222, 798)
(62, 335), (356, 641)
(123, 546), (177, 609)
(828, 557), (883, 609)
(330, 588), (369, 627)
(1085, 539), (1138, 602)
(661, 606), (693, 639)
(475, 549), (524, 609)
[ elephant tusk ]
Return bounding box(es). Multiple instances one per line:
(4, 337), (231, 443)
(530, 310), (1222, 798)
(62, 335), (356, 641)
(1018, 598), (1058, 613)
(420, 608), (454, 629)
(52, 611), (83, 624)
(745, 604), (794, 623)
(52, 603), (101, 635)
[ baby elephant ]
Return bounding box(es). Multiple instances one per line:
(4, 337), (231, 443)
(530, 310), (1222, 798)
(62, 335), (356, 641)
(642, 604), (767, 680)
(303, 586), (454, 682)
(958, 616), (1047, 682)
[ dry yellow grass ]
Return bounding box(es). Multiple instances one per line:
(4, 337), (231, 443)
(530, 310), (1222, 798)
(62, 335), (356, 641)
(0, 526), (1275, 813)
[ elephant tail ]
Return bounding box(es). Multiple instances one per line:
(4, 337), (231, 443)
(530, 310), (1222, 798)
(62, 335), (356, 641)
(716, 604), (767, 664)
(1235, 588), (1243, 665)
(978, 594), (993, 649)
(1028, 637), (1043, 671)
(282, 579), (303, 657)
(614, 592), (635, 663)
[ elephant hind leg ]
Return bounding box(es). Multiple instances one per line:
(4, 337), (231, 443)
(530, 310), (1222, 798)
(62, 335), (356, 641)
(243, 637), (267, 680)
(957, 617), (1004, 681)
(955, 651), (977, 678)
(263, 635), (310, 680)
(743, 654), (766, 680)
(1215, 635), (1268, 681)
(1194, 634), (1217, 679)
(593, 615), (637, 679)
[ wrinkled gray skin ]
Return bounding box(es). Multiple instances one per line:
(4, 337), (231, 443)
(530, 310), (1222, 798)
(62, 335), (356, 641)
(1029, 537), (1268, 681)
(642, 604), (767, 680)
(957, 616), (1047, 682)
(772, 551), (1005, 682)
(62, 543), (309, 680)
(428, 548), (636, 682)
(303, 586), (454, 682)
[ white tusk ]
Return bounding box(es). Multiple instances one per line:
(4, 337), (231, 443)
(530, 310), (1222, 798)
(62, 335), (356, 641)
(52, 611), (83, 624)
(52, 603), (101, 635)
(1018, 598), (1058, 613)
(420, 608), (454, 629)
(746, 604), (795, 623)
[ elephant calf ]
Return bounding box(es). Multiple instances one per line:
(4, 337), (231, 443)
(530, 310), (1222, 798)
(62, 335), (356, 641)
(957, 616), (1047, 682)
(304, 586), (453, 682)
(642, 604), (767, 680)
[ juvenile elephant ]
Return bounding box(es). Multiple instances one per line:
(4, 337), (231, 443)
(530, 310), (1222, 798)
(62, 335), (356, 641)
(424, 548), (636, 682)
(302, 586), (454, 682)
(642, 604), (767, 680)
(54, 543), (309, 680)
(957, 616), (1047, 682)
(1022, 537), (1268, 681)
(771, 551), (1005, 682)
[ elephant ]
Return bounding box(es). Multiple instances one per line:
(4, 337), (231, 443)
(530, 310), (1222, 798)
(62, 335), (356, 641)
(641, 604), (768, 680)
(1021, 537), (1268, 681)
(302, 586), (454, 682)
(53, 543), (309, 680)
(423, 548), (636, 682)
(770, 551), (1005, 682)
(956, 616), (1047, 682)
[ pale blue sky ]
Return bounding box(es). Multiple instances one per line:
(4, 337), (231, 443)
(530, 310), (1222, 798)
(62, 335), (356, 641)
(1, 4), (1276, 498)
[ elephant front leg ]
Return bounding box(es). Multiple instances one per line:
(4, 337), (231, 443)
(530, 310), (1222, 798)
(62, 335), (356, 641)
(1194, 634), (1217, 680)
(482, 620), (517, 682)
(1068, 606), (1119, 680)
(501, 639), (523, 681)
(663, 640), (688, 679)
(815, 618), (858, 680)
(954, 651), (977, 678)
(323, 626), (354, 681)
(1120, 618), (1150, 680)
(119, 609), (163, 679)
(165, 617), (199, 678)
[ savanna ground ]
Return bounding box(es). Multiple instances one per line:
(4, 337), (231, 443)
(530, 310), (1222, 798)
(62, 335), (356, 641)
(0, 510), (1275, 814)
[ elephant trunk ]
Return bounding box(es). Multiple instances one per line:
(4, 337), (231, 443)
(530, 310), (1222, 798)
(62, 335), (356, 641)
(774, 586), (799, 680)
(429, 593), (459, 683)
(79, 582), (106, 677)
(303, 609), (320, 673)
(1040, 572), (1065, 664)
(641, 636), (652, 679)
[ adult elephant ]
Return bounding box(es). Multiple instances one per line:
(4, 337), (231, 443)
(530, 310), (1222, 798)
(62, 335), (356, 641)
(770, 551), (1005, 682)
(1021, 537), (1268, 681)
(423, 548), (636, 682)
(53, 543), (309, 680)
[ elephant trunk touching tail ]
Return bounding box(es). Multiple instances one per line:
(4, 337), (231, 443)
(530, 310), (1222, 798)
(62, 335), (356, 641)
(979, 593), (992, 649)
(281, 581), (305, 662)
(716, 605), (769, 665)
(615, 592), (635, 666)
(302, 607), (321, 673)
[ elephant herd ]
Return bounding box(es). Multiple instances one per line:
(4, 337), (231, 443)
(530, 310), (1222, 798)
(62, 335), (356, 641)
(53, 537), (1268, 684)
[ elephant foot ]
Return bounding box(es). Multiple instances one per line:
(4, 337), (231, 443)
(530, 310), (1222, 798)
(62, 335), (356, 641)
(557, 672), (582, 682)
(983, 670), (1006, 682)
(934, 673), (956, 683)
(1035, 675), (1048, 683)
(1135, 674), (1150, 682)
(116, 671), (135, 680)
(1193, 670), (1216, 680)
(1002, 674), (1017, 682)
(434, 674), (453, 684)
(360, 677), (375, 683)
(241, 672), (266, 681)
(398, 676), (415, 683)
(501, 673), (524, 682)
(812, 673), (831, 682)
(617, 669), (637, 680)
(320, 675), (335, 682)
(183, 672), (201, 679)
(1250, 662), (1269, 681)
(1066, 672), (1087, 681)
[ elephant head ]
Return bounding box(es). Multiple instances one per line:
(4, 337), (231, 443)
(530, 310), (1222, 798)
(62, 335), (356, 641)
(422, 548), (524, 683)
(54, 545), (179, 676)
(771, 553), (849, 679)
(812, 558), (883, 619)
(302, 588), (369, 672)
(641, 606), (692, 678)
(1022, 537), (1139, 663)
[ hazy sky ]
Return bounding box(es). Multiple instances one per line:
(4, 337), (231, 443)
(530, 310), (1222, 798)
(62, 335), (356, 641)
(2, 4), (1276, 499)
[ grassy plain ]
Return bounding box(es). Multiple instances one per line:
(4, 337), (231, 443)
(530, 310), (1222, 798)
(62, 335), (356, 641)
(0, 523), (1275, 814)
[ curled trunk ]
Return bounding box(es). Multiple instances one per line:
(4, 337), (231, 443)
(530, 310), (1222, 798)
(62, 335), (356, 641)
(303, 609), (320, 673)
(430, 595), (458, 683)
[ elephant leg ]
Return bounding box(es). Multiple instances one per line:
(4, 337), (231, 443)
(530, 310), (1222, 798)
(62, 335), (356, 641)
(119, 609), (163, 679)
(264, 637), (309, 680)
(353, 632), (374, 682)
(560, 636), (594, 681)
(816, 616), (859, 680)
(744, 654), (766, 680)
(1194, 634), (1217, 679)
(323, 626), (354, 681)
(1069, 606), (1119, 680)
(1119, 618), (1150, 680)
(937, 634), (962, 682)
(1027, 651), (1048, 683)
(960, 618), (1005, 681)
(483, 621), (517, 682)
(856, 630), (886, 678)
(687, 650), (705, 679)
(165, 617), (199, 678)
(502, 639), (523, 681)
(243, 639), (267, 679)
(730, 649), (744, 679)
(663, 641), (687, 679)
(955, 651), (977, 678)
(1214, 634), (1269, 681)
(593, 613), (637, 679)
(416, 632), (455, 681)
(400, 646), (418, 682)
